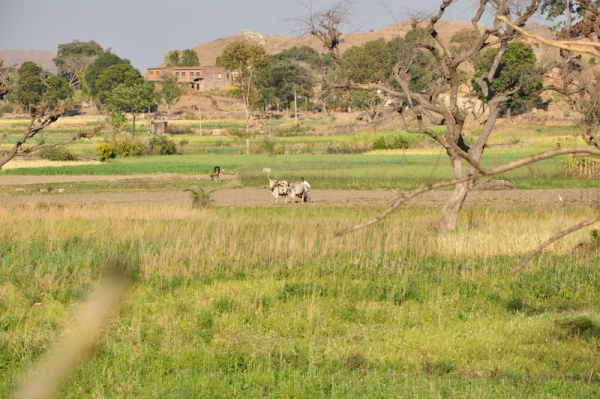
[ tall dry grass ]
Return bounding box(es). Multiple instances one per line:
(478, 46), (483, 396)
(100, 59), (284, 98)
(1, 203), (600, 397)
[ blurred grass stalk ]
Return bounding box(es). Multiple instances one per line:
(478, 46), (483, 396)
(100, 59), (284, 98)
(13, 274), (125, 399)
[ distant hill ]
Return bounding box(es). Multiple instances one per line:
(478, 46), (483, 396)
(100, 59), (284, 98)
(0, 49), (57, 73)
(186, 20), (552, 68)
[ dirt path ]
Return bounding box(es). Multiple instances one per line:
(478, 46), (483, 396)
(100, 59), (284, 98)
(0, 179), (598, 210)
(0, 173), (233, 186)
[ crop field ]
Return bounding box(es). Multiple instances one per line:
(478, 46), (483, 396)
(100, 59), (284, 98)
(1, 118), (600, 397)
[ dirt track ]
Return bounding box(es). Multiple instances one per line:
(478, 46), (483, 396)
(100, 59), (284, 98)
(0, 174), (599, 209)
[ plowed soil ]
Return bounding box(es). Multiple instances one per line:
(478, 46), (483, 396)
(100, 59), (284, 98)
(1, 174), (599, 210)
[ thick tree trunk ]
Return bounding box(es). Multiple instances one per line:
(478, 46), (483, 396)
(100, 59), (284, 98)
(439, 158), (472, 232)
(439, 181), (471, 232)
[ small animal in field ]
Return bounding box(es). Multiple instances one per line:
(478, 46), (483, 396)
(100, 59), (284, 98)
(210, 166), (221, 181)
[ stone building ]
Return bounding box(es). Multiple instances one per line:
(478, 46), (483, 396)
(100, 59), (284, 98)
(146, 66), (234, 91)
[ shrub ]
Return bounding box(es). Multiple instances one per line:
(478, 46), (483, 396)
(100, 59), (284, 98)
(37, 146), (77, 161)
(185, 186), (211, 209)
(166, 124), (193, 135)
(389, 135), (411, 149)
(95, 142), (117, 162)
(150, 135), (179, 155)
(371, 136), (388, 150)
(114, 138), (144, 157)
(0, 104), (14, 114)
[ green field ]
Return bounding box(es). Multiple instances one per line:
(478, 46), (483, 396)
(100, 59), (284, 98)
(1, 119), (600, 397)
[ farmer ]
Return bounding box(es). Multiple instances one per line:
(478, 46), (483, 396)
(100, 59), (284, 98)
(301, 177), (310, 202)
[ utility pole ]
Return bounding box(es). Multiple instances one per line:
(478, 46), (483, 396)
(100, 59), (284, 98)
(198, 101), (202, 136)
(294, 89), (298, 126)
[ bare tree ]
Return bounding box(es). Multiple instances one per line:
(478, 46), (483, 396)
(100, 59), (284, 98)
(298, 0), (565, 231)
(0, 60), (15, 100)
(0, 59), (104, 170)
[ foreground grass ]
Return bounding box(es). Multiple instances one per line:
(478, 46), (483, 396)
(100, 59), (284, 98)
(1, 204), (600, 397)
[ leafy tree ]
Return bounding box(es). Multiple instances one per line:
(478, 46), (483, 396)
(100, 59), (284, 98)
(181, 49), (200, 67)
(95, 64), (144, 104)
(270, 46), (333, 70)
(217, 41), (268, 154)
(84, 53), (130, 97)
(44, 75), (73, 108)
(163, 49), (200, 67)
(159, 74), (182, 115)
(472, 42), (542, 108)
(164, 50), (182, 67)
(106, 81), (156, 134)
(14, 61), (45, 110)
(53, 40), (104, 88)
(256, 59), (315, 111)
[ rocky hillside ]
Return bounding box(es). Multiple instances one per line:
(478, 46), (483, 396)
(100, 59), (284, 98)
(192, 20), (553, 66)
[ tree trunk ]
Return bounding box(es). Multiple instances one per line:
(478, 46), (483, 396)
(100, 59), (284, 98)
(439, 181), (471, 232)
(438, 158), (472, 232)
(132, 115), (136, 135)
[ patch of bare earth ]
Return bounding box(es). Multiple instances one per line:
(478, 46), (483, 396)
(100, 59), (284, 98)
(0, 173), (598, 209)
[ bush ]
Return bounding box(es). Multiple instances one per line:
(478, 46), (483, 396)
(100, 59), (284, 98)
(95, 142), (117, 162)
(0, 104), (14, 114)
(37, 146), (77, 161)
(150, 135), (179, 155)
(166, 124), (193, 135)
(371, 136), (388, 150)
(115, 138), (144, 157)
(389, 134), (411, 149)
(185, 186), (211, 209)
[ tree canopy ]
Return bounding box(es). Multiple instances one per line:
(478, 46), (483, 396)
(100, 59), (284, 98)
(163, 49), (200, 67)
(44, 75), (73, 107)
(107, 81), (156, 134)
(159, 74), (182, 115)
(53, 40), (105, 88)
(84, 53), (130, 97)
(15, 62), (45, 109)
(472, 42), (542, 106)
(95, 63), (144, 104)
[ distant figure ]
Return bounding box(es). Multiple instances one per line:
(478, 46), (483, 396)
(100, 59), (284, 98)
(210, 166), (221, 181)
(301, 177), (311, 202)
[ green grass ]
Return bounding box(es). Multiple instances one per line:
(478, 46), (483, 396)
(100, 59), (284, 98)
(1, 206), (600, 397)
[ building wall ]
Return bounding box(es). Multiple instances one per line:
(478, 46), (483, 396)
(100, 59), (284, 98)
(147, 66), (233, 91)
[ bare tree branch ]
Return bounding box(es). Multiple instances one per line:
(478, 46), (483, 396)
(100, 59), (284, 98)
(335, 146), (600, 235)
(510, 215), (600, 274)
(0, 102), (105, 170)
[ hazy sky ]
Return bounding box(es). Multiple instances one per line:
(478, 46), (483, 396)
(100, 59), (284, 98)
(1, 0), (524, 71)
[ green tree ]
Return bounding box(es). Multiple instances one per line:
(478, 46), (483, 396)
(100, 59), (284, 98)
(472, 42), (542, 108)
(15, 61), (45, 110)
(107, 81), (156, 134)
(217, 41), (268, 154)
(163, 49), (200, 67)
(159, 74), (182, 115)
(181, 49), (200, 66)
(164, 50), (182, 67)
(44, 75), (73, 108)
(84, 53), (130, 97)
(256, 59), (315, 112)
(53, 40), (105, 88)
(95, 64), (144, 104)
(270, 46), (333, 70)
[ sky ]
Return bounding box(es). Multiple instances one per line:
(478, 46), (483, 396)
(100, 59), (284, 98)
(1, 0), (539, 72)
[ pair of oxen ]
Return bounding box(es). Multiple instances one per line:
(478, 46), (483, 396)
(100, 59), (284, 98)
(268, 178), (308, 203)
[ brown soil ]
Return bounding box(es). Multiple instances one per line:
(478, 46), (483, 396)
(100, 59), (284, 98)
(1, 174), (598, 210)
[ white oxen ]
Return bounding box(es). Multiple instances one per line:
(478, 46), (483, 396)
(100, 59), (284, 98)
(268, 178), (291, 203)
(286, 182), (308, 203)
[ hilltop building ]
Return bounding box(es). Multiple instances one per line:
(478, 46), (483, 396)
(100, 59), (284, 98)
(146, 66), (234, 91)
